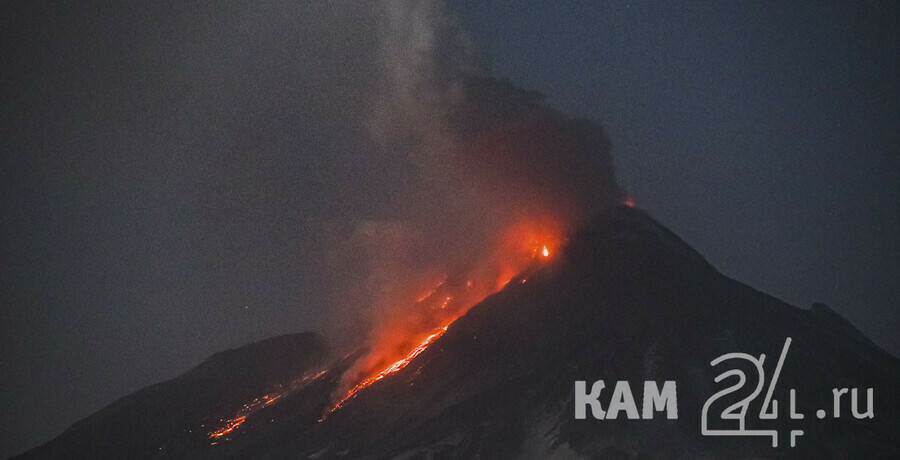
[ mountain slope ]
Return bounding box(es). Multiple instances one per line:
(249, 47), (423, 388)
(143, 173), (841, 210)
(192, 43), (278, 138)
(13, 333), (331, 460)
(14, 207), (900, 459)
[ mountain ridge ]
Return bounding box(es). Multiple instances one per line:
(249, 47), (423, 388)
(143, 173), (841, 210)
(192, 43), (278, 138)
(14, 207), (900, 459)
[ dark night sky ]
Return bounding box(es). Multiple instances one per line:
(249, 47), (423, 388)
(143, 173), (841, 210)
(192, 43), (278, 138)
(1, 1), (898, 457)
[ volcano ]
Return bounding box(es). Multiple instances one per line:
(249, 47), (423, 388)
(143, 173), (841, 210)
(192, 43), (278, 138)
(13, 207), (900, 459)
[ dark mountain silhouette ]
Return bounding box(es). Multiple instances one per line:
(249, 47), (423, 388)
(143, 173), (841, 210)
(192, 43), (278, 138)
(14, 207), (900, 459)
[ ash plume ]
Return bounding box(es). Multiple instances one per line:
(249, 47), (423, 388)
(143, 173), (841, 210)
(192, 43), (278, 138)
(324, 0), (623, 355)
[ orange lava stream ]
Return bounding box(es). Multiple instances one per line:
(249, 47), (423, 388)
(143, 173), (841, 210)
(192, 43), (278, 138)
(328, 324), (450, 413)
(323, 216), (564, 418)
(209, 416), (246, 439)
(207, 369), (328, 441)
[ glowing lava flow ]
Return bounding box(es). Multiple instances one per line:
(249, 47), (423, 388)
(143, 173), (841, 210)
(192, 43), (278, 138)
(207, 369), (327, 442)
(209, 416), (246, 440)
(328, 324), (450, 414)
(324, 217), (564, 418)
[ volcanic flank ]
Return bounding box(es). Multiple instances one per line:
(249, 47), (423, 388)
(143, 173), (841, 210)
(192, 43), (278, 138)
(9, 3), (898, 459)
(14, 206), (900, 459)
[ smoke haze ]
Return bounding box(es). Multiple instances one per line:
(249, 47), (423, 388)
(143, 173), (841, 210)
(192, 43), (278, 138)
(0, 0), (622, 454)
(323, 0), (622, 353)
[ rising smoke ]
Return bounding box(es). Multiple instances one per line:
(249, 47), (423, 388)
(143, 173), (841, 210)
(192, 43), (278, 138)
(324, 0), (623, 360)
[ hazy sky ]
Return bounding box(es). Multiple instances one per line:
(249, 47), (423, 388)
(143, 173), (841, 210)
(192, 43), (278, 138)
(1, 1), (897, 457)
(455, 1), (899, 349)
